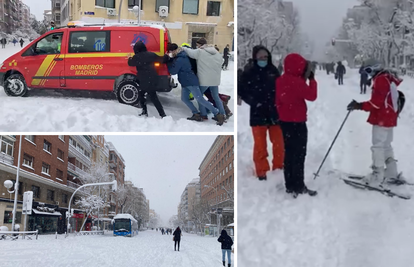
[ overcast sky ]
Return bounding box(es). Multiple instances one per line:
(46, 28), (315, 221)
(23, 0), (50, 21)
(105, 135), (217, 226)
(292, 0), (359, 59)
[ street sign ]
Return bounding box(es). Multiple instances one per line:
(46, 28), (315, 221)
(22, 191), (33, 215)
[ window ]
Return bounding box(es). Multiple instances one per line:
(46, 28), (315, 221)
(55, 14), (61, 22)
(155, 0), (170, 12)
(32, 185), (40, 198)
(42, 162), (50, 175)
(229, 162), (232, 170)
(23, 33), (63, 56)
(56, 169), (63, 179)
(58, 135), (64, 141)
(3, 211), (21, 224)
(25, 135), (35, 143)
(69, 137), (76, 147)
(23, 153), (34, 168)
(226, 167), (228, 173)
(95, 0), (115, 8)
(128, 0), (143, 9)
(183, 0), (198, 14)
(43, 140), (51, 153)
(207, 1), (220, 16)
(0, 136), (13, 156)
(47, 189), (55, 201)
(57, 149), (64, 160)
(69, 31), (110, 53)
(62, 194), (68, 204)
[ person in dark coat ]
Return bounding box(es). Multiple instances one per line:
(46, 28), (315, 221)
(239, 45), (284, 181)
(128, 41), (169, 118)
(0, 38), (6, 49)
(359, 62), (369, 94)
(12, 38), (17, 46)
(19, 38), (24, 48)
(218, 230), (233, 267)
(222, 44), (230, 70)
(276, 53), (318, 197)
(336, 61), (346, 85)
(215, 44), (220, 52)
(173, 226), (182, 251)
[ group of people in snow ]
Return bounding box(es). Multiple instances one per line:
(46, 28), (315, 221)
(238, 45), (406, 196)
(0, 37), (24, 48)
(158, 227), (172, 235)
(127, 38), (232, 126)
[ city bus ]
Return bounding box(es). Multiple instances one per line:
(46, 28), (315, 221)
(112, 214), (138, 237)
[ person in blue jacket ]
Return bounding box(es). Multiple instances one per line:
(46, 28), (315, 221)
(166, 43), (225, 125)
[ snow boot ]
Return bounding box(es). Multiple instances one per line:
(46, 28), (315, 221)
(258, 176), (267, 181)
(384, 157), (401, 181)
(187, 113), (203, 122)
(139, 111), (148, 117)
(363, 166), (385, 187)
(298, 186), (318, 196)
(223, 261), (225, 266)
(228, 264), (231, 267)
(215, 114), (225, 126)
(286, 189), (299, 198)
(201, 115), (208, 121)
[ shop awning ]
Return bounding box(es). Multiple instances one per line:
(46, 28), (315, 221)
(32, 209), (62, 216)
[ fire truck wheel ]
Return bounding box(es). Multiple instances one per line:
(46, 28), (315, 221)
(4, 74), (28, 97)
(116, 77), (140, 106)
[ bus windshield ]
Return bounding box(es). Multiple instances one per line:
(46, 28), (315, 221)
(114, 219), (130, 232)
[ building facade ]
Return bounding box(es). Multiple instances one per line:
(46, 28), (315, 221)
(178, 178), (200, 231)
(107, 141), (125, 215)
(199, 135), (234, 228)
(60, 0), (234, 50)
(51, 0), (62, 26)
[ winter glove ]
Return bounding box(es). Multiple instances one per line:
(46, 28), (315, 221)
(347, 100), (362, 111)
(162, 54), (171, 63)
(308, 71), (315, 80)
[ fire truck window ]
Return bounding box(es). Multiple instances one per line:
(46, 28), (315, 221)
(34, 33), (63, 55)
(69, 31), (110, 53)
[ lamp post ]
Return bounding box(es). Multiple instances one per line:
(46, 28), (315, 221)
(204, 185), (219, 236)
(117, 0), (124, 23)
(133, 3), (141, 25)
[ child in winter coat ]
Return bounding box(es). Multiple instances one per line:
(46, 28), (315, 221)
(347, 59), (406, 186)
(218, 230), (233, 267)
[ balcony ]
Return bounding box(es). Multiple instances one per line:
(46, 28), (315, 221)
(67, 162), (88, 179)
(0, 153), (14, 165)
(109, 158), (117, 168)
(67, 180), (85, 192)
(68, 144), (91, 166)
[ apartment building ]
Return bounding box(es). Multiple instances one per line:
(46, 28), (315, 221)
(199, 136), (234, 227)
(60, 0), (234, 50)
(51, 0), (62, 26)
(107, 141), (125, 215)
(0, 0), (19, 33)
(178, 178), (200, 231)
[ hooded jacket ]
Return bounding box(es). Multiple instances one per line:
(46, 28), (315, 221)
(361, 70), (402, 127)
(127, 41), (168, 91)
(217, 230), (233, 250)
(336, 62), (346, 75)
(167, 50), (199, 87)
(359, 66), (368, 83)
(276, 53), (317, 122)
(173, 227), (182, 241)
(182, 45), (222, 86)
(239, 45), (280, 126)
(181, 44), (198, 75)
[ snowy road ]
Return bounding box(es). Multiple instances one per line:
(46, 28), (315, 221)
(238, 68), (414, 267)
(0, 230), (232, 267)
(0, 45), (234, 132)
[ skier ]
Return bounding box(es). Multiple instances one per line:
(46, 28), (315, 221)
(239, 45), (284, 181)
(346, 58), (406, 186)
(127, 41), (169, 118)
(276, 53), (318, 197)
(359, 62), (369, 94)
(19, 38), (24, 48)
(173, 226), (182, 251)
(182, 38), (226, 125)
(222, 44), (230, 70)
(218, 229), (233, 267)
(167, 43), (224, 125)
(336, 61), (346, 85)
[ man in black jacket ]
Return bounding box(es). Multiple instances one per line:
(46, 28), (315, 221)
(239, 45), (284, 181)
(128, 41), (169, 118)
(336, 61), (346, 85)
(218, 230), (233, 267)
(173, 227), (182, 251)
(222, 44), (230, 70)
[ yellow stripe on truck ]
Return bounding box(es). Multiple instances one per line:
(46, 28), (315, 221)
(160, 30), (164, 55)
(31, 55), (56, 86)
(41, 60), (57, 86)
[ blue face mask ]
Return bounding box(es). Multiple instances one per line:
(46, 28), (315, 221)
(257, 60), (268, 68)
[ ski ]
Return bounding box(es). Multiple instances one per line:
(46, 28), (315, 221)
(347, 174), (414, 186)
(341, 178), (411, 200)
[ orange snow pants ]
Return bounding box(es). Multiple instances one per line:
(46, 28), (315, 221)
(252, 125), (285, 178)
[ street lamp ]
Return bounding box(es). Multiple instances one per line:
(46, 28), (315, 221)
(133, 3), (142, 25)
(204, 185), (220, 236)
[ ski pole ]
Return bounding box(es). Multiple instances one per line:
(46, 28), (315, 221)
(313, 110), (352, 179)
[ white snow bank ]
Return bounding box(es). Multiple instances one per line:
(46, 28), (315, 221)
(113, 213), (137, 223)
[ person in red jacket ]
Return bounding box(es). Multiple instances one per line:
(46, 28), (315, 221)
(347, 59), (406, 186)
(276, 53), (317, 197)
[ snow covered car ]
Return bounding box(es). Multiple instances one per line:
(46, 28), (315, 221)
(0, 21), (175, 106)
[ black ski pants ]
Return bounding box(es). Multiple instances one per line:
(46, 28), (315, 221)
(222, 56), (229, 69)
(174, 239), (180, 251)
(360, 81), (367, 94)
(338, 74), (344, 85)
(280, 121), (308, 192)
(138, 90), (166, 116)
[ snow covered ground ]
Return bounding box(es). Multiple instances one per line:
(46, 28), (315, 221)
(238, 68), (414, 267)
(0, 45), (234, 132)
(0, 230), (233, 267)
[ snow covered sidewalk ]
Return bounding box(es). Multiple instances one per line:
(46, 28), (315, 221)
(0, 230), (231, 267)
(238, 69), (414, 267)
(0, 45), (234, 132)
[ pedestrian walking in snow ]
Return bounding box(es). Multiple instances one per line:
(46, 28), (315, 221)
(359, 62), (369, 94)
(173, 227), (182, 251)
(276, 53), (318, 197)
(12, 38), (17, 46)
(218, 230), (233, 267)
(347, 59), (406, 186)
(182, 38), (226, 125)
(336, 61), (346, 85)
(127, 41), (169, 118)
(19, 38), (24, 48)
(222, 44), (230, 70)
(239, 45), (284, 181)
(0, 37), (6, 48)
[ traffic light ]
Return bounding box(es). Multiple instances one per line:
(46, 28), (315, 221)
(50, 21), (55, 30)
